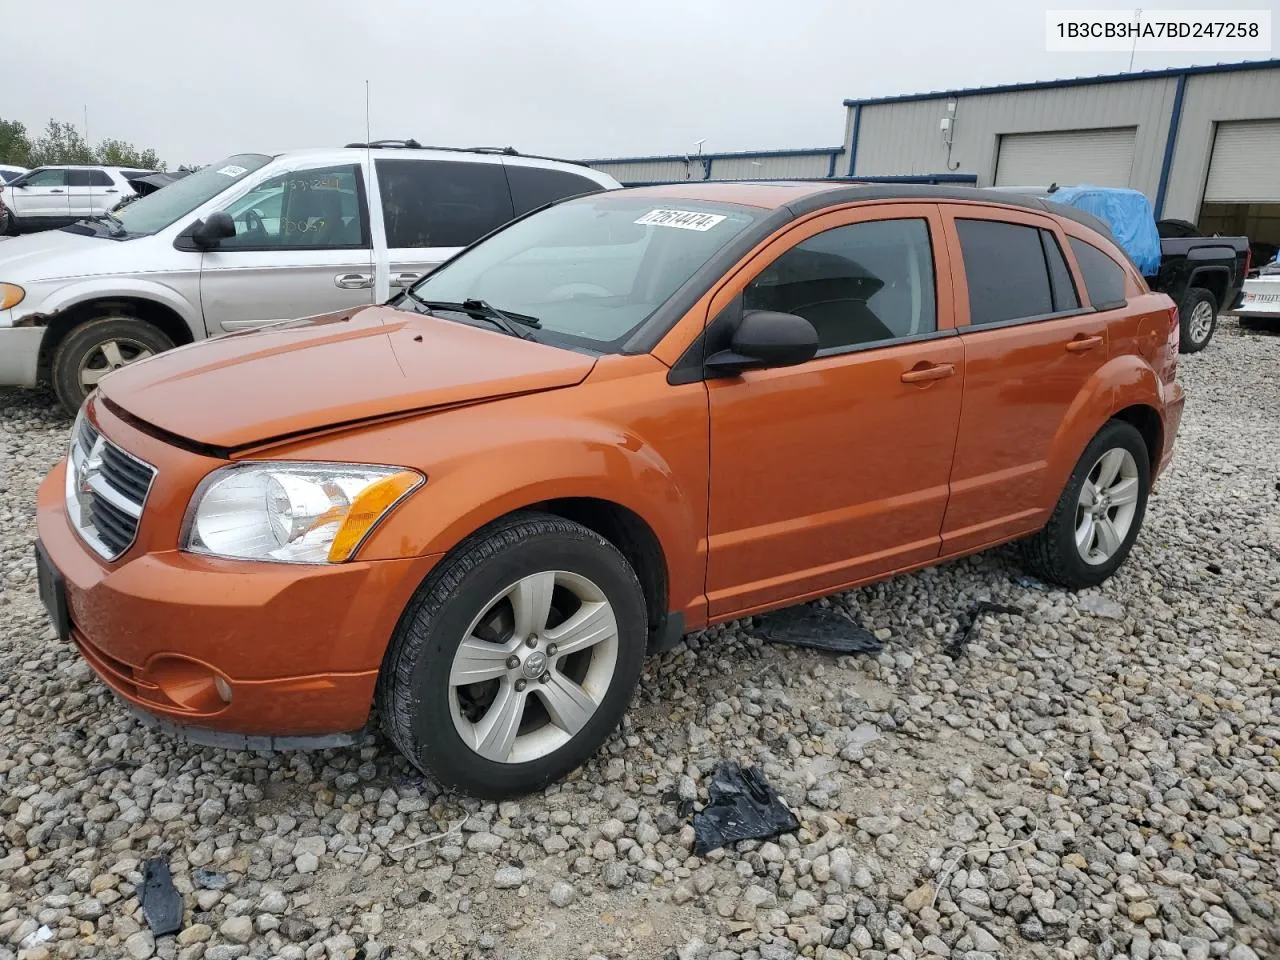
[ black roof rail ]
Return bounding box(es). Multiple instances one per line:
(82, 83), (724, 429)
(341, 140), (594, 169)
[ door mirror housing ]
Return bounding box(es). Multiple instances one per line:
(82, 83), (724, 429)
(189, 211), (236, 250)
(705, 310), (819, 375)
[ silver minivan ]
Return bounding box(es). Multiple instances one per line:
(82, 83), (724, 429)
(0, 144), (618, 412)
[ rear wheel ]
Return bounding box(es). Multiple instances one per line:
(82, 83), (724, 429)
(1021, 420), (1150, 589)
(377, 512), (647, 798)
(1178, 287), (1217, 353)
(51, 316), (174, 414)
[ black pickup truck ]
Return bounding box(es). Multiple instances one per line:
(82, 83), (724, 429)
(989, 186), (1249, 353)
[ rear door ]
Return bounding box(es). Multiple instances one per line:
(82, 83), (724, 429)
(9, 168), (69, 220)
(938, 206), (1108, 554)
(374, 157), (514, 293)
(66, 169), (118, 218)
(198, 162), (376, 332)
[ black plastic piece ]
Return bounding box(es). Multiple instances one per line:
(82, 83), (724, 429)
(648, 611), (686, 654)
(945, 601), (1023, 659)
(691, 763), (800, 855)
(752, 604), (883, 654)
(140, 859), (183, 936)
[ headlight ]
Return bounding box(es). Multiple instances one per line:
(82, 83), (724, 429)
(0, 283), (24, 310)
(182, 462), (423, 563)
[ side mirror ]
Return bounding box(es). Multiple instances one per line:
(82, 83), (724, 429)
(705, 310), (819, 376)
(189, 211), (236, 250)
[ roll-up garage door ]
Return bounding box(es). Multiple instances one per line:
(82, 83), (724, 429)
(1203, 120), (1280, 203)
(995, 128), (1137, 188)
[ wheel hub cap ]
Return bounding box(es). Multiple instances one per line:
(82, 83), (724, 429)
(521, 650), (548, 679)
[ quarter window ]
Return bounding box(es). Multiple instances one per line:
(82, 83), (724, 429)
(956, 219), (1055, 325)
(507, 165), (605, 216)
(376, 159), (515, 249)
(1068, 237), (1128, 309)
(744, 218), (937, 351)
(219, 165), (368, 250)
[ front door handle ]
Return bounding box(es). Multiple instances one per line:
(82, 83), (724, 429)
(49, 189), (64, 194)
(901, 362), (956, 384)
(1066, 335), (1104, 353)
(334, 273), (373, 290)
(390, 272), (422, 288)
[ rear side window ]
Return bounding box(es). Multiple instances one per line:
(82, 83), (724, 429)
(956, 219), (1055, 325)
(68, 169), (113, 187)
(376, 159), (515, 249)
(1041, 230), (1080, 311)
(744, 218), (936, 351)
(1068, 237), (1128, 309)
(507, 165), (605, 216)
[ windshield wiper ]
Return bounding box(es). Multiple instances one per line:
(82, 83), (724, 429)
(413, 298), (541, 340)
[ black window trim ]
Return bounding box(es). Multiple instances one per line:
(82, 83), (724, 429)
(1039, 228), (1080, 312)
(175, 164), (373, 253)
(957, 305), (1096, 333)
(815, 326), (958, 360)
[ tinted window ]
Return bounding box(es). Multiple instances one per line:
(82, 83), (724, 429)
(377, 159), (514, 249)
(23, 168), (68, 187)
(219, 164), (368, 249)
(1041, 229), (1079, 311)
(1068, 237), (1128, 308)
(67, 169), (113, 187)
(508, 165), (605, 216)
(745, 218), (936, 350)
(956, 219), (1054, 324)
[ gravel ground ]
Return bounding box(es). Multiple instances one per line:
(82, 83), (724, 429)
(0, 318), (1277, 960)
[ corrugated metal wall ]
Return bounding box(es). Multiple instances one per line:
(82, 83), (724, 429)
(849, 77), (1180, 199)
(583, 150), (842, 184)
(1162, 71), (1280, 220)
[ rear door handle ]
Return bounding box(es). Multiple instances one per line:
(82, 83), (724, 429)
(1066, 335), (1104, 353)
(49, 189), (64, 194)
(901, 362), (956, 384)
(390, 272), (422, 288)
(334, 273), (373, 290)
(105, 188), (118, 193)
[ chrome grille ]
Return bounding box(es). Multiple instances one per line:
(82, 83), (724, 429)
(65, 416), (156, 560)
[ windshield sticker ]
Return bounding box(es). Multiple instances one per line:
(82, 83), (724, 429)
(634, 209), (726, 231)
(216, 165), (248, 177)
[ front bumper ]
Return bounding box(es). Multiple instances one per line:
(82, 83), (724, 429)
(37, 460), (440, 739)
(0, 324), (44, 387)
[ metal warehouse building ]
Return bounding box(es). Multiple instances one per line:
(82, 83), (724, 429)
(584, 58), (1280, 256)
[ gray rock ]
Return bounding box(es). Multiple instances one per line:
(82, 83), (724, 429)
(124, 931), (156, 960)
(548, 881), (576, 907)
(492, 866), (523, 889)
(218, 916), (253, 944)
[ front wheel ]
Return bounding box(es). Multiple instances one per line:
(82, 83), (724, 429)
(1021, 420), (1151, 589)
(51, 316), (175, 414)
(1178, 287), (1218, 354)
(377, 512), (648, 799)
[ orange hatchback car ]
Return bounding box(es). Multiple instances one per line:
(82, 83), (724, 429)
(36, 182), (1185, 797)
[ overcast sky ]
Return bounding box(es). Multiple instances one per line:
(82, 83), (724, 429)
(3, 0), (1273, 167)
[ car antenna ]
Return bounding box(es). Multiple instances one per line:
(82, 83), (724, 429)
(364, 80), (378, 301)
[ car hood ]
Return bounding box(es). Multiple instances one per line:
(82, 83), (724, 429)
(0, 226), (132, 282)
(98, 305), (597, 449)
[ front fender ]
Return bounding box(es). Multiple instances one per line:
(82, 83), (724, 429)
(29, 277), (203, 337)
(1043, 354), (1164, 500)
(350, 410), (708, 630)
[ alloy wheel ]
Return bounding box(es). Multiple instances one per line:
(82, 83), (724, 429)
(1075, 447), (1141, 565)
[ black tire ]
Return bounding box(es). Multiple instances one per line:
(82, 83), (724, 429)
(377, 511), (647, 799)
(1178, 286), (1217, 354)
(1, 211), (17, 236)
(51, 315), (174, 415)
(1021, 420), (1151, 590)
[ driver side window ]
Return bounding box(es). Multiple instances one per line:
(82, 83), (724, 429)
(744, 218), (937, 352)
(219, 164), (368, 250)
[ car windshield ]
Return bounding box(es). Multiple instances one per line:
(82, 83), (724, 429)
(407, 193), (764, 349)
(113, 154), (272, 235)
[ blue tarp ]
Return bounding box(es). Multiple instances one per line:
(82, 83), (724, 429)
(1042, 185), (1163, 277)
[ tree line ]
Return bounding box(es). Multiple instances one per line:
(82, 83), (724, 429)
(1, 117), (165, 171)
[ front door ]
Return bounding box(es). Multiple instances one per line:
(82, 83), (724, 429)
(199, 162), (376, 332)
(705, 204), (965, 617)
(10, 168), (69, 221)
(937, 206), (1109, 554)
(373, 157), (515, 295)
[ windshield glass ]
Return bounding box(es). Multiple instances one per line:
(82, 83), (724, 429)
(114, 154), (272, 234)
(408, 193), (764, 349)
